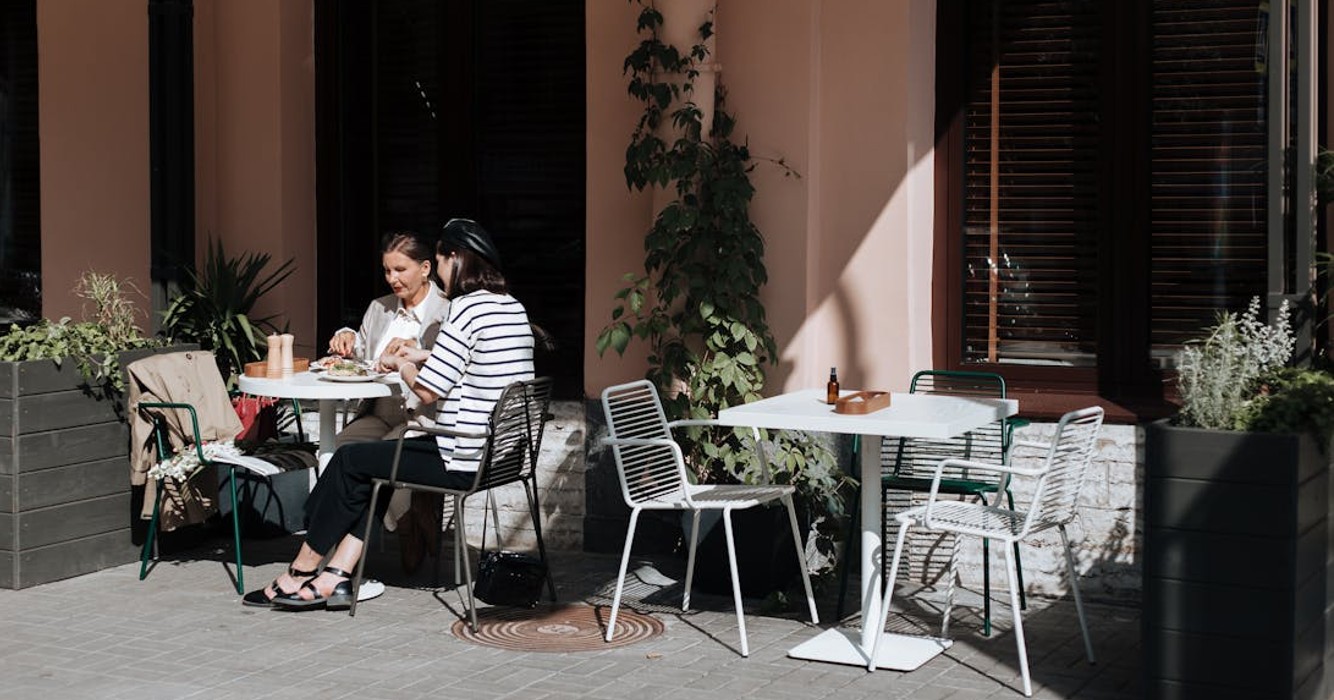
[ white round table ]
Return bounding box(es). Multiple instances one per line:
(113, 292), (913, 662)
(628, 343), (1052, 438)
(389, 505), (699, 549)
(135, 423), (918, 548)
(238, 371), (397, 478)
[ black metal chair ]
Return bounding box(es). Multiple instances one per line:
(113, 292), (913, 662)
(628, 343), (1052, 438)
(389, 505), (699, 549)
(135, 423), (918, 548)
(348, 377), (556, 629)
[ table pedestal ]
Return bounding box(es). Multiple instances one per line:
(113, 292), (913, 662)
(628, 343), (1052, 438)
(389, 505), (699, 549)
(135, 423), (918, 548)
(787, 628), (951, 671)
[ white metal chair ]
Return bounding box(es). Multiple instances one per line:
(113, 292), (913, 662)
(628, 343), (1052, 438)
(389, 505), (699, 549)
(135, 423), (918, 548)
(869, 406), (1104, 696)
(599, 380), (819, 657)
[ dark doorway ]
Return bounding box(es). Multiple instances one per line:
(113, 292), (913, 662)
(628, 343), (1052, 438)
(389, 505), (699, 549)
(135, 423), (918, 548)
(0, 0), (41, 324)
(315, 0), (586, 398)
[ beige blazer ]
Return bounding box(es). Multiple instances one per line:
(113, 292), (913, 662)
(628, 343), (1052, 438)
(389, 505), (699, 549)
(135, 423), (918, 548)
(127, 351), (244, 530)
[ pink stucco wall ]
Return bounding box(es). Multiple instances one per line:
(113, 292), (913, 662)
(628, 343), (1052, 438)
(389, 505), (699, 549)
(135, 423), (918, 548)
(583, 0), (939, 397)
(195, 0), (317, 357)
(37, 0), (151, 322)
(36, 0), (316, 354)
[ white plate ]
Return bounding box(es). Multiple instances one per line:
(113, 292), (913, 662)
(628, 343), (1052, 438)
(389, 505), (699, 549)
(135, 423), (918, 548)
(319, 372), (385, 383)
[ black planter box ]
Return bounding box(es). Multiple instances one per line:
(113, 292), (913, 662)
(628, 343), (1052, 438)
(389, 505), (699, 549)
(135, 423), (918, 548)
(1144, 420), (1332, 700)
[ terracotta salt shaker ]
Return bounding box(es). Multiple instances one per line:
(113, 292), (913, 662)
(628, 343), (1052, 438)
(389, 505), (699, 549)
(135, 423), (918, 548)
(265, 334), (282, 378)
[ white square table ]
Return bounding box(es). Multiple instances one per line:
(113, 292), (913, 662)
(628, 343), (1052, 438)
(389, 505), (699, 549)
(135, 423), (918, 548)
(715, 389), (1018, 670)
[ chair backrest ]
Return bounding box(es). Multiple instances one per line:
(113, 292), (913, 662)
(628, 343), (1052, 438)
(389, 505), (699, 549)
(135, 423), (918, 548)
(601, 380), (690, 507)
(1024, 406), (1104, 533)
(883, 370), (1009, 480)
(467, 377), (554, 493)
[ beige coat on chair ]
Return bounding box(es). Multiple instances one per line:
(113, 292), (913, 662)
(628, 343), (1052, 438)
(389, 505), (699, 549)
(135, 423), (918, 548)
(127, 351), (244, 531)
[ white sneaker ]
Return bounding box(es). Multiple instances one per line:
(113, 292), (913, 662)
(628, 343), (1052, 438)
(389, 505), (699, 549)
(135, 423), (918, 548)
(357, 578), (386, 602)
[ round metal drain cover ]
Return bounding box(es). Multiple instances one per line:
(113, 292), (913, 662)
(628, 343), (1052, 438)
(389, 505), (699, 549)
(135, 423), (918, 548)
(451, 603), (663, 652)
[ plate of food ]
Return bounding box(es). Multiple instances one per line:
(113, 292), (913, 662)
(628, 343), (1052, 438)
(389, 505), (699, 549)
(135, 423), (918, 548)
(319, 360), (383, 382)
(309, 356), (334, 372)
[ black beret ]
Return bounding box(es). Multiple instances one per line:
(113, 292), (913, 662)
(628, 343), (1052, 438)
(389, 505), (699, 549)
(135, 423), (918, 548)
(440, 218), (502, 271)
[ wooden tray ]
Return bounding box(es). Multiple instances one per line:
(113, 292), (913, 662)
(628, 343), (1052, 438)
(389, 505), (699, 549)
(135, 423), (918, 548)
(243, 357), (309, 378)
(834, 390), (891, 414)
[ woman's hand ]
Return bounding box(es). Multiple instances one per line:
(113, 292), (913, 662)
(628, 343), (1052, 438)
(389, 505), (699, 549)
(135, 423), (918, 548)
(377, 345), (429, 373)
(393, 345), (431, 365)
(381, 337), (417, 358)
(328, 330), (357, 357)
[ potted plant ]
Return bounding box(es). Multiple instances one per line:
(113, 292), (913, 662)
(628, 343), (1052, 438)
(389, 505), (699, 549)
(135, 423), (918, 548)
(594, 0), (848, 602)
(0, 271), (187, 589)
(161, 238), (295, 385)
(1143, 297), (1334, 698)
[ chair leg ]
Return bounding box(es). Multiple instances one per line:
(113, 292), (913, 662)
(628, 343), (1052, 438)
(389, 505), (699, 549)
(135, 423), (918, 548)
(683, 510), (701, 612)
(226, 467), (244, 594)
(523, 479), (557, 601)
(982, 537), (992, 636)
(350, 482), (386, 617)
(454, 495), (464, 585)
(139, 481), (164, 580)
(942, 531), (959, 638)
(868, 518), (913, 671)
(605, 508), (641, 642)
(721, 508), (749, 657)
(1059, 524), (1095, 664)
(431, 492), (445, 588)
(457, 495), (479, 632)
(1002, 542), (1032, 697)
(1006, 489), (1027, 611)
(834, 479), (860, 621)
(834, 437), (861, 621)
(783, 494), (818, 624)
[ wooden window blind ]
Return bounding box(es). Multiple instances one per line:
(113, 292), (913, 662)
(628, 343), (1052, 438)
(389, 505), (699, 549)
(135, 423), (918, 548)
(1148, 0), (1268, 362)
(961, 1), (1102, 367)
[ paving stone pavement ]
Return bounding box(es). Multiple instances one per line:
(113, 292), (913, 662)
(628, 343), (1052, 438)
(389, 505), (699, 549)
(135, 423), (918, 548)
(0, 530), (1140, 699)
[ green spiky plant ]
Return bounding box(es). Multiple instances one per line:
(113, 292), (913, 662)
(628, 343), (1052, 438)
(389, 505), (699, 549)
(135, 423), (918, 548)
(161, 238), (295, 384)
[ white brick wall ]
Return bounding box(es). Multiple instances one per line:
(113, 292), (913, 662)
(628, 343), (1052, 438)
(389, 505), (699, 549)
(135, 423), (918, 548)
(454, 400), (587, 553)
(310, 405), (1143, 601)
(548, 412), (1143, 602)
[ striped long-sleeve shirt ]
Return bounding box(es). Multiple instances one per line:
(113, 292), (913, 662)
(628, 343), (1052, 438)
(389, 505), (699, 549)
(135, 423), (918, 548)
(414, 290), (535, 471)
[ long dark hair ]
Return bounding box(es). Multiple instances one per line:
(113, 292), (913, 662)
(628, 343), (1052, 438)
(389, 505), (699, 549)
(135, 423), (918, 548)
(436, 237), (558, 352)
(437, 244), (508, 298)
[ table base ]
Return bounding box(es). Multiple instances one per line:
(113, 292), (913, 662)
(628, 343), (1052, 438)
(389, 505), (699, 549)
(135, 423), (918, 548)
(787, 628), (951, 671)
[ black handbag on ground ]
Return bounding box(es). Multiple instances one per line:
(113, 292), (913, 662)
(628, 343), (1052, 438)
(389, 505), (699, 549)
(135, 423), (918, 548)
(474, 550), (547, 607)
(472, 494), (547, 607)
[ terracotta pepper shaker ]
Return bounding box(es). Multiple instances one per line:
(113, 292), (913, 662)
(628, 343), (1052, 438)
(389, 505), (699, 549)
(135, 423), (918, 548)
(280, 333), (295, 379)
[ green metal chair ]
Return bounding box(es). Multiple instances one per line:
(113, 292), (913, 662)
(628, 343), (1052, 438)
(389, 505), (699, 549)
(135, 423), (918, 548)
(138, 395), (312, 594)
(836, 369), (1027, 635)
(137, 402), (247, 593)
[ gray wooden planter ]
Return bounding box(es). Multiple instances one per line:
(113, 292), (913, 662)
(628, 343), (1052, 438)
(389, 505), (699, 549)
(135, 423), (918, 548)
(0, 345), (193, 588)
(1143, 420), (1333, 700)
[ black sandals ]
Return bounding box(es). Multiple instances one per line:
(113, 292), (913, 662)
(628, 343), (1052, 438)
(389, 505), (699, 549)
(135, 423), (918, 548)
(271, 566), (356, 611)
(241, 566), (318, 608)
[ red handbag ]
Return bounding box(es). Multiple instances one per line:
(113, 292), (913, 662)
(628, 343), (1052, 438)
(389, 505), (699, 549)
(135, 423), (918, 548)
(232, 394), (280, 443)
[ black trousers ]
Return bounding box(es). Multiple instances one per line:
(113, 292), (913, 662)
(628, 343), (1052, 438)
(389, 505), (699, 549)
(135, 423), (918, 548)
(303, 437), (475, 554)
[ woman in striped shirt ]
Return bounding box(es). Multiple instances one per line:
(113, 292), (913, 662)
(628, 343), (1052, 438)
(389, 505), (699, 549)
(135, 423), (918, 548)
(245, 219), (535, 610)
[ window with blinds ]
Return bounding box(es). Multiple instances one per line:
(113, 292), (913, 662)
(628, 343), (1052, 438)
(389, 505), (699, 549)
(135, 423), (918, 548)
(0, 0), (40, 323)
(1148, 1), (1268, 364)
(961, 1), (1101, 367)
(948, 0), (1272, 394)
